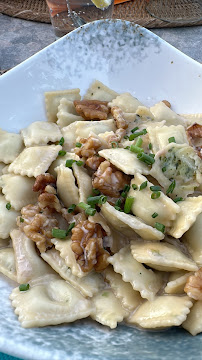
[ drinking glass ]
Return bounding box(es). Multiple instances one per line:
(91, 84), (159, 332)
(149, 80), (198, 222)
(46, 0), (114, 39)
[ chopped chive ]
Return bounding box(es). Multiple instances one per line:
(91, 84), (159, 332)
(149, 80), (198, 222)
(58, 150), (66, 156)
(150, 185), (161, 192)
(76, 160), (84, 166)
(155, 222), (165, 233)
(174, 197), (183, 203)
(132, 184), (138, 190)
(20, 217), (24, 223)
(52, 228), (67, 239)
(151, 191), (161, 199)
(77, 202), (90, 210)
(124, 135), (129, 139)
(111, 141), (119, 148)
(6, 203), (11, 210)
(168, 136), (176, 143)
(115, 198), (122, 207)
(65, 159), (76, 168)
(137, 152), (155, 165)
(114, 205), (122, 211)
(162, 166), (167, 172)
(92, 188), (100, 195)
(131, 126), (139, 133)
(149, 153), (155, 158)
(77, 202), (96, 216)
(152, 212), (158, 218)
(66, 222), (75, 235)
(140, 181), (147, 190)
(123, 184), (130, 192)
(130, 145), (144, 154)
(67, 204), (76, 213)
(87, 195), (107, 206)
(166, 180), (176, 194)
(75, 142), (82, 148)
(19, 283), (30, 291)
(129, 129), (147, 141)
(124, 196), (134, 214)
(121, 184), (130, 198)
(135, 137), (143, 148)
(85, 207), (96, 216)
(124, 146), (130, 150)
(59, 137), (64, 146)
(148, 143), (152, 150)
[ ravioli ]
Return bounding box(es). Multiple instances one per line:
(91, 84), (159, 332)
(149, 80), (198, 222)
(168, 196), (202, 239)
(10, 275), (92, 328)
(21, 121), (62, 147)
(11, 229), (54, 283)
(104, 266), (142, 311)
(45, 89), (81, 122)
(108, 246), (163, 301)
(8, 145), (62, 178)
(128, 295), (193, 328)
(91, 289), (126, 329)
(41, 248), (105, 297)
(101, 202), (164, 241)
(131, 240), (198, 272)
(0, 248), (17, 281)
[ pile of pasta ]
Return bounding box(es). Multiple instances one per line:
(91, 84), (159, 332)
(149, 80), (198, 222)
(0, 80), (202, 335)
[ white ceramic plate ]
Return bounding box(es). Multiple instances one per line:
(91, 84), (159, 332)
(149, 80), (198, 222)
(0, 20), (201, 360)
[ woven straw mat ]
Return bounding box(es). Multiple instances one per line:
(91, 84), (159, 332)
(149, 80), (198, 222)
(0, 0), (202, 28)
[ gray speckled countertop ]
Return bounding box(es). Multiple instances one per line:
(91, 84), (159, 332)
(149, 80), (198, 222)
(0, 13), (202, 70)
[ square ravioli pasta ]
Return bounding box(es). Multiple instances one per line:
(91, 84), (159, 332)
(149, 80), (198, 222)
(1, 80), (202, 338)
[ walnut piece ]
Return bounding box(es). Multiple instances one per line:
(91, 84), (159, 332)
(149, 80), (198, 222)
(111, 106), (128, 129)
(17, 204), (58, 252)
(85, 155), (104, 171)
(74, 100), (109, 120)
(75, 136), (102, 158)
(32, 173), (56, 193)
(184, 267), (202, 300)
(92, 160), (130, 197)
(162, 100), (171, 108)
(38, 192), (62, 213)
(75, 135), (104, 170)
(71, 220), (109, 272)
(186, 123), (202, 159)
(101, 129), (126, 148)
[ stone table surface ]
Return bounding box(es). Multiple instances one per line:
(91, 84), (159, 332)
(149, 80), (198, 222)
(0, 13), (202, 71)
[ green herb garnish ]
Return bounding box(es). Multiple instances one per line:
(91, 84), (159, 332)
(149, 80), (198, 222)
(124, 196), (134, 214)
(75, 142), (82, 148)
(168, 136), (176, 143)
(58, 150), (66, 156)
(52, 228), (68, 239)
(154, 222), (165, 233)
(139, 181), (147, 190)
(65, 159), (76, 168)
(150, 185), (161, 192)
(166, 180), (176, 194)
(59, 137), (64, 146)
(6, 203), (11, 210)
(87, 195), (107, 206)
(174, 197), (183, 203)
(151, 191), (161, 199)
(19, 284), (30, 291)
(67, 204), (76, 213)
(152, 212), (158, 218)
(76, 160), (84, 166)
